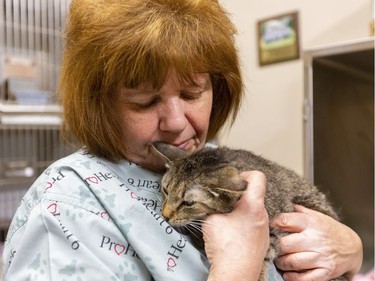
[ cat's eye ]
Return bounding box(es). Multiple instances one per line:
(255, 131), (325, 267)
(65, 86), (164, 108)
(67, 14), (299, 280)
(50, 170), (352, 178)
(183, 200), (196, 207)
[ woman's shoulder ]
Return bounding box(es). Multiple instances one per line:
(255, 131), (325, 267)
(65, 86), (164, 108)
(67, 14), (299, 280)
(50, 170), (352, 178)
(5, 150), (116, 242)
(39, 149), (162, 201)
(9, 150), (110, 220)
(39, 149), (118, 193)
(47, 149), (101, 169)
(7, 149), (163, 237)
(42, 149), (124, 183)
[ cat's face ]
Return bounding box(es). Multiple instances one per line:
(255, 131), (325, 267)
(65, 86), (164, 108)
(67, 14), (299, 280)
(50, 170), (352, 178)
(160, 165), (245, 226)
(152, 142), (247, 226)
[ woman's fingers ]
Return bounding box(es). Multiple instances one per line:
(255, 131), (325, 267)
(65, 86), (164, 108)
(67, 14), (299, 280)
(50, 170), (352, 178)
(239, 171), (267, 204)
(272, 204), (363, 281)
(282, 268), (334, 281)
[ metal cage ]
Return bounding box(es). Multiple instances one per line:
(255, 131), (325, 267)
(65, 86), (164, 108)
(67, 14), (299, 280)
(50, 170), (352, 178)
(0, 0), (72, 242)
(0, 104), (75, 227)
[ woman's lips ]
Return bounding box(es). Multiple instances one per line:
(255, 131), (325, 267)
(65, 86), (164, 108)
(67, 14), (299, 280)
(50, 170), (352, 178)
(178, 137), (200, 152)
(154, 137), (199, 152)
(177, 140), (190, 149)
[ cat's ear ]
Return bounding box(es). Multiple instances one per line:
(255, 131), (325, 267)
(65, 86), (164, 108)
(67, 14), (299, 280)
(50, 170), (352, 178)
(214, 166), (247, 193)
(150, 142), (189, 163)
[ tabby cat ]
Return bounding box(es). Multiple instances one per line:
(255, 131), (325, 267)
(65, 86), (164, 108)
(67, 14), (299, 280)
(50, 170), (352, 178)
(151, 142), (346, 281)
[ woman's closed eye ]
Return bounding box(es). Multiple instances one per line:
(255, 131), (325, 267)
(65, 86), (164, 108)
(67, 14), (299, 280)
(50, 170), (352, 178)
(133, 96), (161, 109)
(180, 90), (203, 101)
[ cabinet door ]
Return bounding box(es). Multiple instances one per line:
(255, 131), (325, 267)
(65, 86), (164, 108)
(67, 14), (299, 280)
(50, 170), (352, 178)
(304, 44), (374, 272)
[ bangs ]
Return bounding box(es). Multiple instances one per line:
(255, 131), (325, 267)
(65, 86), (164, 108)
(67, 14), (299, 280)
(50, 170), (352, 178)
(117, 35), (212, 90)
(101, 1), (235, 91)
(119, 55), (209, 91)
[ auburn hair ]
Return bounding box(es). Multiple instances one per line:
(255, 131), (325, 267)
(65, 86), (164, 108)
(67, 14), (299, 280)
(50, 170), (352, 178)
(59, 0), (243, 161)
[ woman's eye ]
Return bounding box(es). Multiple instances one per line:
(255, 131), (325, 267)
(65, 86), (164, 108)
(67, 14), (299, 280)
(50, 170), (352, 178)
(183, 200), (196, 207)
(180, 91), (202, 101)
(134, 97), (160, 109)
(134, 101), (155, 109)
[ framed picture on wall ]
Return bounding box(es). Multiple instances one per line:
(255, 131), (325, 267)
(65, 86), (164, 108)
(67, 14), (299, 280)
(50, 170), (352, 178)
(257, 11), (300, 66)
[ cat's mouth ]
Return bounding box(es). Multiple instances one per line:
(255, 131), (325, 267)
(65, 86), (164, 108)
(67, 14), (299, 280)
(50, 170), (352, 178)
(167, 215), (207, 227)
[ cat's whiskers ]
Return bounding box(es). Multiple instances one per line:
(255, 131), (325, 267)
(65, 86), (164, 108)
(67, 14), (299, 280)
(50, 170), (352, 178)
(188, 220), (203, 232)
(187, 219), (220, 243)
(192, 219), (215, 227)
(195, 219), (221, 242)
(185, 224), (202, 240)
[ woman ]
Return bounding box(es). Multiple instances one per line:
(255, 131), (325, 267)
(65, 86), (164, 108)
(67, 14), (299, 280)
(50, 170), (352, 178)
(2, 0), (362, 280)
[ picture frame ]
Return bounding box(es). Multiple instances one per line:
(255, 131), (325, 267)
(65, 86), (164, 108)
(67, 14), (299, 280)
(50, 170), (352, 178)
(257, 11), (300, 66)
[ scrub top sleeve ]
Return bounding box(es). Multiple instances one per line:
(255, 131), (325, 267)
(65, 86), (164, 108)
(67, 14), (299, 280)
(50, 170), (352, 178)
(3, 194), (152, 281)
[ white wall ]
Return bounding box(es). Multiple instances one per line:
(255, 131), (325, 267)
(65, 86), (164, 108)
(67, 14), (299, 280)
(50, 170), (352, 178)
(218, 0), (373, 176)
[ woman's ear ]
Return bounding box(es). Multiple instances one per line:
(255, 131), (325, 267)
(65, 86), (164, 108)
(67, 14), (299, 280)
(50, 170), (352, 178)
(150, 142), (189, 163)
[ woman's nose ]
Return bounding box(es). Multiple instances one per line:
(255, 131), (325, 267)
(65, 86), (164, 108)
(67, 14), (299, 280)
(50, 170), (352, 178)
(159, 98), (187, 133)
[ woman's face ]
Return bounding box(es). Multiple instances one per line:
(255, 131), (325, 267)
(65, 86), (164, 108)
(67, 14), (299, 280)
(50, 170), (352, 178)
(116, 71), (213, 172)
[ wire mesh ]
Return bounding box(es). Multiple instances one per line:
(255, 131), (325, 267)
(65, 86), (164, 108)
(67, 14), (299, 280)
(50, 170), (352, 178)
(0, 122), (76, 226)
(0, 0), (71, 101)
(0, 0), (73, 241)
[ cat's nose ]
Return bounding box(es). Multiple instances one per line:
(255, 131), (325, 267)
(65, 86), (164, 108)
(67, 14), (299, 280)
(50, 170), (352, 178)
(162, 206), (173, 220)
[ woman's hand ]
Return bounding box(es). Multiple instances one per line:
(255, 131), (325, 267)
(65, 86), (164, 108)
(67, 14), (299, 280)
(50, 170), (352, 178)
(203, 171), (270, 281)
(271, 205), (363, 281)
